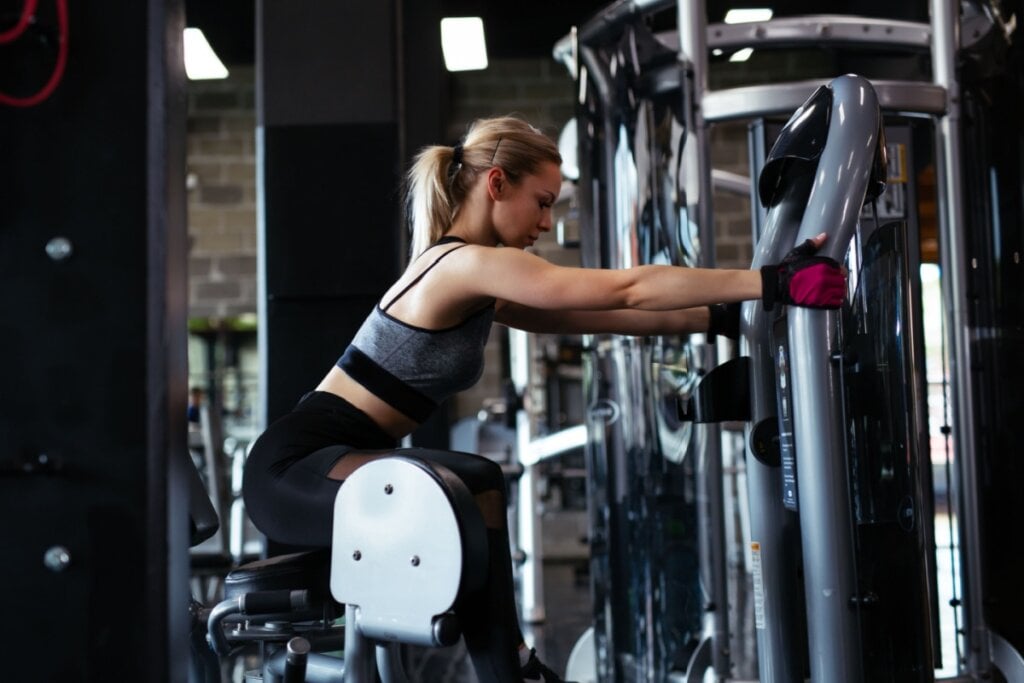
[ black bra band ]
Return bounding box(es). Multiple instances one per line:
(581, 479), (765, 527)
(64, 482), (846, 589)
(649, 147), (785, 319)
(338, 345), (436, 423)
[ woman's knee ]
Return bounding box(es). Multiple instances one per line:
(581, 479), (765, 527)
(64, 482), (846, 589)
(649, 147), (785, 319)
(403, 447), (506, 495)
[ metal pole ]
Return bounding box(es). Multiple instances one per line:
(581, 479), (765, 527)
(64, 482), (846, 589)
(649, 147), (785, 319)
(679, 0), (730, 677)
(517, 410), (546, 624)
(787, 307), (863, 683)
(929, 0), (990, 676)
(343, 604), (374, 683)
(788, 74), (884, 683)
(510, 327), (546, 624)
(741, 189), (810, 683)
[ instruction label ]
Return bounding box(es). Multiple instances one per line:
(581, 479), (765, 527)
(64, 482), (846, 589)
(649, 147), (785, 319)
(751, 541), (765, 630)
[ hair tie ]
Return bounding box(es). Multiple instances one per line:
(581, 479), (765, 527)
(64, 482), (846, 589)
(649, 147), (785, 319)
(452, 143), (464, 167)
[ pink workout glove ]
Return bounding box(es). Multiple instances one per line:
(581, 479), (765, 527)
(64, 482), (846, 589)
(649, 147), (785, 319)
(760, 238), (846, 311)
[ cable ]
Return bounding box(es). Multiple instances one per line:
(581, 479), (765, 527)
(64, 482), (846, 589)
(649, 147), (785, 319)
(0, 0), (67, 108)
(0, 0), (38, 44)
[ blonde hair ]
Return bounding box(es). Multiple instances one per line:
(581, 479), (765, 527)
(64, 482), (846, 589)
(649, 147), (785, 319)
(405, 116), (562, 259)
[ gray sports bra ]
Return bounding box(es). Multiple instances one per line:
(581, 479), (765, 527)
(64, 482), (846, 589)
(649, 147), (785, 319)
(336, 237), (495, 422)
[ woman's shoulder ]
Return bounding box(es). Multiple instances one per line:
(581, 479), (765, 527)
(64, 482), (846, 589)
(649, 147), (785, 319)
(459, 243), (544, 264)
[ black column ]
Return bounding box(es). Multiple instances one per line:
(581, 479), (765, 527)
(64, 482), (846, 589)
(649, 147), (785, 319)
(0, 1), (189, 680)
(257, 1), (404, 425)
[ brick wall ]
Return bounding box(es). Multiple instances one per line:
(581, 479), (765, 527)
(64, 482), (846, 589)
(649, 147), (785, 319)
(186, 67), (258, 321)
(446, 59), (576, 143)
(711, 121), (755, 269)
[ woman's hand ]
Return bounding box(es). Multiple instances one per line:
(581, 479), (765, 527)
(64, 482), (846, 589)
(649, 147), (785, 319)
(760, 232), (846, 310)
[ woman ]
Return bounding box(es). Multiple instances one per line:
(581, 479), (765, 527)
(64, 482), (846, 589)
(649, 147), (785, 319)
(243, 116), (845, 683)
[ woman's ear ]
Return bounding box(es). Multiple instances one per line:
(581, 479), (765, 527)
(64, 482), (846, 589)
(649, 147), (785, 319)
(485, 166), (505, 201)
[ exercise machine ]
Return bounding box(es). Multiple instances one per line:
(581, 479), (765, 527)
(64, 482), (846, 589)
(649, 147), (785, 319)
(192, 454), (490, 683)
(556, 0), (1024, 681)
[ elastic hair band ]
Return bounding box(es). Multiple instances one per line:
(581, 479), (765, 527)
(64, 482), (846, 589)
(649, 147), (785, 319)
(490, 137), (502, 165)
(452, 143), (464, 167)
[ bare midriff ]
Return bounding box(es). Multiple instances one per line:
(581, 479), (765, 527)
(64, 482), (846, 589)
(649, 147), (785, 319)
(314, 365), (420, 440)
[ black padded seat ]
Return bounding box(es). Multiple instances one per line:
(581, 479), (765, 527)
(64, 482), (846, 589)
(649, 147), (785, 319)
(224, 549), (333, 603)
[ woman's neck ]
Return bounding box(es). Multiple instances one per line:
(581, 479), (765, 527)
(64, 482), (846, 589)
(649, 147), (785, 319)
(447, 186), (497, 246)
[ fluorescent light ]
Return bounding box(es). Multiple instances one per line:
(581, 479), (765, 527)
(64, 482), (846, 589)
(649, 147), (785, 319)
(724, 8), (774, 24)
(440, 17), (488, 72)
(184, 28), (229, 80)
(729, 47), (755, 62)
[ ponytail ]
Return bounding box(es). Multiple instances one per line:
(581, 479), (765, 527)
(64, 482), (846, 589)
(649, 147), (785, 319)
(404, 116), (562, 259)
(405, 145), (458, 260)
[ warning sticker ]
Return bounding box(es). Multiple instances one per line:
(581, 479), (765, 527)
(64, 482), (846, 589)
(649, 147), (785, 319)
(751, 541), (765, 630)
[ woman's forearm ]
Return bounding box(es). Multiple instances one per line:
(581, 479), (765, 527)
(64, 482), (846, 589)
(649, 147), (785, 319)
(624, 265), (761, 311)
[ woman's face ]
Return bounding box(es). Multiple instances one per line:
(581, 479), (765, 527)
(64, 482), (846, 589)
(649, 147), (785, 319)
(491, 161), (562, 249)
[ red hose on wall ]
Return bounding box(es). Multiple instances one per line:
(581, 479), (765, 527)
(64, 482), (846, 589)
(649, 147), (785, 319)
(0, 0), (68, 107)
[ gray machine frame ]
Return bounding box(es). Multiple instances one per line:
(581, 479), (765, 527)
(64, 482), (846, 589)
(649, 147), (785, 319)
(557, 0), (1024, 681)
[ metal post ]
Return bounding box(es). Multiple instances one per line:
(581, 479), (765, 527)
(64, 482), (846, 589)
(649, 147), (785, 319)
(741, 195), (809, 683)
(787, 307), (863, 683)
(517, 411), (546, 624)
(510, 327), (546, 624)
(679, 1), (730, 677)
(788, 75), (884, 683)
(929, 0), (990, 676)
(343, 604), (374, 683)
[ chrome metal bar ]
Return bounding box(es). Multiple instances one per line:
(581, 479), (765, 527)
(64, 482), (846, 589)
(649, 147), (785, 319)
(696, 423), (731, 678)
(706, 15), (931, 51)
(375, 643), (410, 683)
(576, 0), (675, 45)
(552, 32), (574, 76)
(711, 169), (750, 196)
(679, 0), (729, 677)
(519, 425), (588, 467)
(509, 327), (546, 625)
(578, 44), (617, 269)
(517, 410), (546, 624)
(343, 604), (374, 683)
(930, 0), (989, 676)
(702, 79), (946, 122)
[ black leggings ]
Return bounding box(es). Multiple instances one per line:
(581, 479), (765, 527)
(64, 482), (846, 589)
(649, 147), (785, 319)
(243, 391), (525, 682)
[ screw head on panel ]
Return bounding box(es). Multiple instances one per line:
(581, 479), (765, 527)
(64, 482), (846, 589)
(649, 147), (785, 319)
(43, 546), (71, 572)
(45, 237), (73, 261)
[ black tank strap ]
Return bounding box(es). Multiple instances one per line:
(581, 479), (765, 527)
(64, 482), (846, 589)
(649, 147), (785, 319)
(382, 241), (468, 312)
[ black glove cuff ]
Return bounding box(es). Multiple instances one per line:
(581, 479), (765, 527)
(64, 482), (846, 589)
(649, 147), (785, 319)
(760, 265), (780, 312)
(707, 303), (741, 341)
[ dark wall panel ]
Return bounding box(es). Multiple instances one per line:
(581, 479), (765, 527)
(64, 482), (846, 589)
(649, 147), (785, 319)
(258, 1), (401, 430)
(261, 122), (402, 421)
(0, 0), (188, 680)
(263, 123), (401, 298)
(260, 2), (395, 126)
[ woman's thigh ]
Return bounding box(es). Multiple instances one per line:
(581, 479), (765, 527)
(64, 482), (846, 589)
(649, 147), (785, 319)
(328, 447), (508, 529)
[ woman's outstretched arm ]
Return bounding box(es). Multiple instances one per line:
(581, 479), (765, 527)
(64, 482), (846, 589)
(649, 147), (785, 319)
(494, 301), (713, 336)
